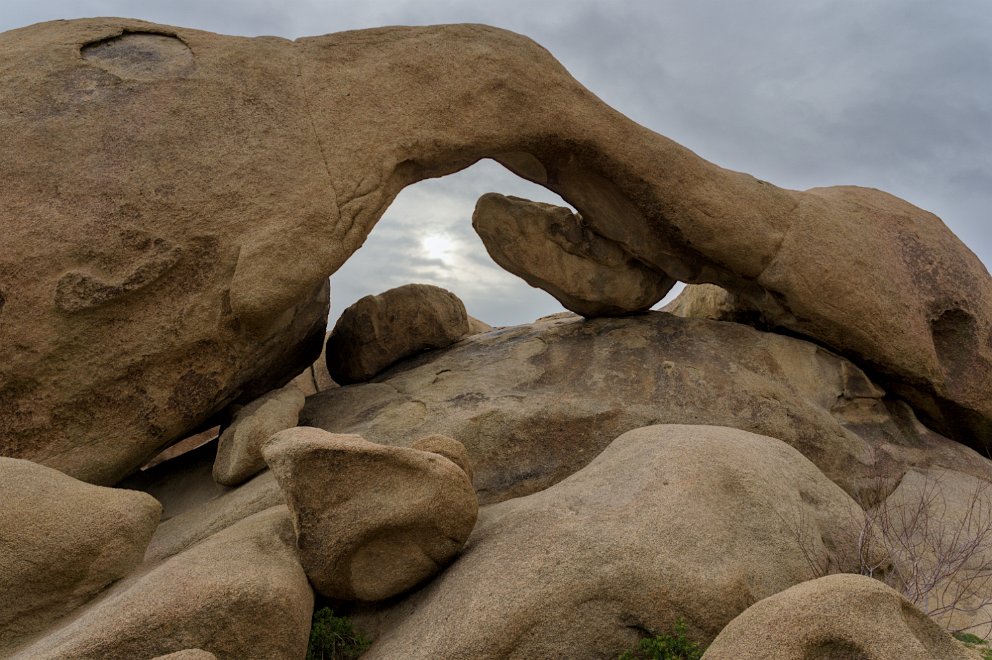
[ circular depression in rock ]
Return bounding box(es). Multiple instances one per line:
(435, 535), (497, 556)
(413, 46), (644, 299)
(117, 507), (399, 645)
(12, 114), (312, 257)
(82, 31), (194, 80)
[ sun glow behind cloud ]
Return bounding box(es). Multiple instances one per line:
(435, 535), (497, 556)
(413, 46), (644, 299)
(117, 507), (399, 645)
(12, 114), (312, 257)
(419, 233), (457, 265)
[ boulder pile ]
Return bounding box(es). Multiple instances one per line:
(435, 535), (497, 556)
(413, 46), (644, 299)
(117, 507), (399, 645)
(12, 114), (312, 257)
(1, 16), (990, 660)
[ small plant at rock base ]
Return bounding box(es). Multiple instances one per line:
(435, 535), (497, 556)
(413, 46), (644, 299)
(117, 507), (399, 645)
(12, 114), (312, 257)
(617, 619), (704, 660)
(306, 607), (371, 660)
(954, 631), (992, 659)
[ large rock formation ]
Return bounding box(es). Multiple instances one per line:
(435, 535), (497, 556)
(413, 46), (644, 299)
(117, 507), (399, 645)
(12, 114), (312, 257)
(0, 458), (161, 652)
(355, 425), (874, 658)
(263, 427), (478, 600)
(472, 193), (675, 316)
(325, 283), (471, 384)
(303, 311), (989, 505)
(702, 574), (973, 660)
(2, 18), (989, 489)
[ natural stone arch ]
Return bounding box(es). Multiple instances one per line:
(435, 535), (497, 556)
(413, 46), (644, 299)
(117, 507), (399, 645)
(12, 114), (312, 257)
(1, 18), (989, 486)
(273, 24), (991, 449)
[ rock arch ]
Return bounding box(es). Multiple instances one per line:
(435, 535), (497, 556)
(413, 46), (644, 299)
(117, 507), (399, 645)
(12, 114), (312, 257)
(0, 18), (989, 484)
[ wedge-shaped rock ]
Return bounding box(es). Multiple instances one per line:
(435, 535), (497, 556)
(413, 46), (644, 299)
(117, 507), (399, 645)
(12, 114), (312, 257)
(702, 574), (972, 660)
(0, 458), (161, 652)
(356, 425), (873, 658)
(472, 193), (674, 316)
(212, 383), (305, 486)
(11, 507), (312, 660)
(326, 284), (471, 384)
(263, 427), (478, 600)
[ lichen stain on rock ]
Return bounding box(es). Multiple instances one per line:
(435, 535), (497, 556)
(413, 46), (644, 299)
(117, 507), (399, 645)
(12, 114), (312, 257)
(81, 31), (194, 81)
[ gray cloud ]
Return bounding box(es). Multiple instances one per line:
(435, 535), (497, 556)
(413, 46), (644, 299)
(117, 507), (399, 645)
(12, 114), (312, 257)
(2, 1), (988, 326)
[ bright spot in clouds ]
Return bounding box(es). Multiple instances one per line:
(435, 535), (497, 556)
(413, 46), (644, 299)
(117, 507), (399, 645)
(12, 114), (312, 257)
(420, 234), (457, 264)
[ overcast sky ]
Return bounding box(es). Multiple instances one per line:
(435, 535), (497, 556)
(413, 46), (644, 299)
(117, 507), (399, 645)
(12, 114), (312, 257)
(3, 1), (989, 327)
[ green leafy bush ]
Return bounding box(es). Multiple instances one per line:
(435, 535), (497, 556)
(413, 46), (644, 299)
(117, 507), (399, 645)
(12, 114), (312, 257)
(618, 620), (703, 660)
(306, 607), (371, 660)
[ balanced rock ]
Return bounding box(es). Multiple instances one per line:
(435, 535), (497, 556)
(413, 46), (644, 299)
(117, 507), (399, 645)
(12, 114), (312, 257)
(262, 427), (478, 600)
(212, 383), (306, 486)
(2, 19), (989, 487)
(325, 283), (471, 384)
(472, 193), (675, 316)
(0, 458), (161, 652)
(11, 507), (313, 660)
(702, 574), (972, 660)
(357, 425), (872, 658)
(303, 311), (989, 505)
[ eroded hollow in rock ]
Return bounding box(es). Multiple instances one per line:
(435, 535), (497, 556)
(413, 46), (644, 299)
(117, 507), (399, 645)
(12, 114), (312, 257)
(81, 31), (194, 80)
(931, 307), (978, 379)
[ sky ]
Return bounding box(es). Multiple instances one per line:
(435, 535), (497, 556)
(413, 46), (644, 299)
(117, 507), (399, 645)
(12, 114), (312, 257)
(3, 1), (989, 327)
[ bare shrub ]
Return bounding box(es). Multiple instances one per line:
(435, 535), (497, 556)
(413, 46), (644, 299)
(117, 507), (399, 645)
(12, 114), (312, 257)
(784, 467), (992, 637)
(876, 470), (992, 636)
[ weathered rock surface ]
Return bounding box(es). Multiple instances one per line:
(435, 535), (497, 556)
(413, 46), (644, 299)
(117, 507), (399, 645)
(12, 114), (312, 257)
(303, 312), (989, 505)
(2, 19), (988, 488)
(263, 427), (478, 600)
(0, 458), (161, 652)
(356, 425), (872, 658)
(472, 193), (675, 316)
(702, 574), (973, 660)
(212, 383), (305, 486)
(11, 506), (313, 660)
(326, 283), (471, 384)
